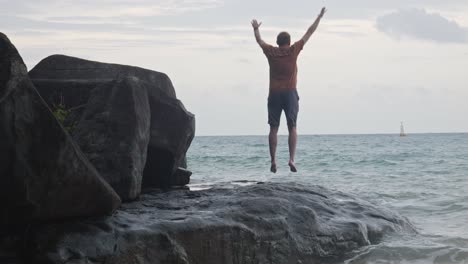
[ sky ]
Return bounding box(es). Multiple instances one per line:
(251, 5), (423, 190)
(2, 0), (468, 135)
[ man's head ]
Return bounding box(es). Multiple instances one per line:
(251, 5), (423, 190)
(276, 32), (291, 46)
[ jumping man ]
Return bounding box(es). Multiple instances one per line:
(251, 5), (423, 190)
(252, 7), (326, 173)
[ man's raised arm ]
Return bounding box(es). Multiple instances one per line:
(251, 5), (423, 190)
(301, 7), (327, 44)
(251, 19), (267, 47)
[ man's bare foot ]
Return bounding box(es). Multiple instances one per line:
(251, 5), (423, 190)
(288, 161), (297, 172)
(270, 163), (277, 173)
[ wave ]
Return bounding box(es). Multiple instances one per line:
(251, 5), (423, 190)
(344, 234), (468, 264)
(356, 159), (398, 166)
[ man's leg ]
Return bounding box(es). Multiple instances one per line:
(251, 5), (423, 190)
(269, 126), (279, 173)
(267, 92), (281, 173)
(288, 126), (297, 172)
(285, 90), (299, 172)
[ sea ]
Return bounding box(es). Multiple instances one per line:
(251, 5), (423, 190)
(187, 133), (468, 264)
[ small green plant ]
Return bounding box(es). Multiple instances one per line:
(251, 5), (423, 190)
(52, 103), (75, 133)
(53, 103), (68, 124)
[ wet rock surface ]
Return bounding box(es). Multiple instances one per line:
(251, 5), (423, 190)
(26, 182), (416, 264)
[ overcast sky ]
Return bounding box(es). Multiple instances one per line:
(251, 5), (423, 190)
(2, 0), (468, 135)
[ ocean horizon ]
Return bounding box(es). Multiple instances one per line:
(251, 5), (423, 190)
(194, 132), (468, 137)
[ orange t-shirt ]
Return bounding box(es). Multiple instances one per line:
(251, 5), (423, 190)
(261, 40), (305, 92)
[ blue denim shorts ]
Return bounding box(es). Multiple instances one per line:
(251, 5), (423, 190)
(267, 89), (299, 128)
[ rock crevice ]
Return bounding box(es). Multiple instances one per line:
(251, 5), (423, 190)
(0, 33), (121, 234)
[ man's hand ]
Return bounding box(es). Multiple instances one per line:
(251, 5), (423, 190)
(251, 19), (262, 30)
(251, 19), (267, 46)
(319, 7), (327, 19)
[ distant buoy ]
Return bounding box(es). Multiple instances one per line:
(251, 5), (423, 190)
(400, 122), (407, 137)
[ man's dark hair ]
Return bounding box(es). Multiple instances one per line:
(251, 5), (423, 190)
(276, 32), (291, 46)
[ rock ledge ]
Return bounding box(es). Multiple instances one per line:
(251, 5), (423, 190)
(27, 182), (416, 264)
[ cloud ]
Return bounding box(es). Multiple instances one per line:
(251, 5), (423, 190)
(325, 31), (366, 38)
(1, 0), (223, 17)
(237, 58), (251, 64)
(376, 8), (468, 43)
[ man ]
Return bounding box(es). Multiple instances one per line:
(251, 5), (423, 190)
(252, 7), (326, 173)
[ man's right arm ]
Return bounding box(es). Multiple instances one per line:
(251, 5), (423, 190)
(301, 7), (327, 44)
(251, 19), (267, 47)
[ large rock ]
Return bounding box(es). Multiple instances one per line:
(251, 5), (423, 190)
(0, 33), (121, 232)
(29, 55), (195, 201)
(71, 77), (151, 201)
(25, 182), (416, 264)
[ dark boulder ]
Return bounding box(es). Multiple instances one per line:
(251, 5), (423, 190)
(29, 54), (176, 98)
(72, 77), (151, 200)
(0, 33), (121, 232)
(26, 182), (416, 264)
(29, 55), (195, 200)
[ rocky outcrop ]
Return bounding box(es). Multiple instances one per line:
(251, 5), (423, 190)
(0, 33), (120, 233)
(29, 55), (195, 201)
(25, 182), (416, 264)
(0, 33), (416, 264)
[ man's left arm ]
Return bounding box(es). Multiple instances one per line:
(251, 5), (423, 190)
(301, 7), (327, 45)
